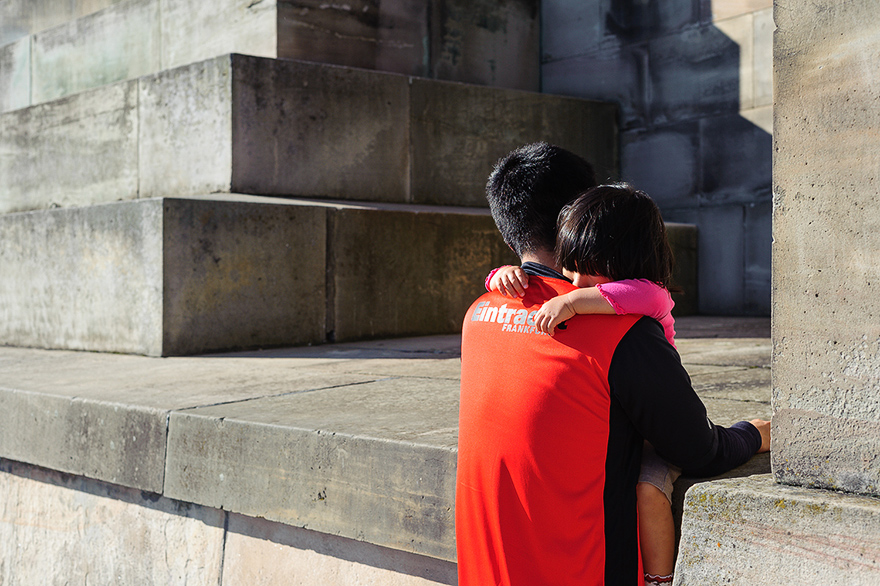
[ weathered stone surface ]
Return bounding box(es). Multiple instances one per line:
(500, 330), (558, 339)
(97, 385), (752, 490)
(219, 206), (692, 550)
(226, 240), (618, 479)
(675, 475), (880, 585)
(0, 199), (164, 354)
(666, 222), (698, 316)
(700, 113), (772, 204)
(0, 459), (225, 585)
(648, 25), (740, 124)
(621, 122), (700, 208)
(162, 195), (328, 355)
(0, 80), (139, 214)
(160, 0), (276, 70)
(0, 37), (29, 112)
(0, 0), (125, 46)
(277, 0), (430, 78)
(0, 390), (168, 491)
(709, 0), (773, 23)
(773, 0), (880, 495)
(138, 56), (233, 199)
(409, 78), (618, 206)
(540, 0), (602, 63)
(223, 513), (457, 585)
(752, 8), (773, 107)
(31, 0), (160, 104)
(330, 203), (517, 341)
(0, 196), (329, 356)
(429, 0), (539, 91)
(164, 377), (460, 560)
(230, 57), (410, 202)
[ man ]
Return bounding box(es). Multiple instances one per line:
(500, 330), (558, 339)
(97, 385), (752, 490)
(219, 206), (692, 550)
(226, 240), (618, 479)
(456, 143), (769, 586)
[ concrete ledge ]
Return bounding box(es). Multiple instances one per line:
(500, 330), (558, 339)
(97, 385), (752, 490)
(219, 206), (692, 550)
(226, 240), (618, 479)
(675, 474), (880, 585)
(1, 53), (617, 213)
(0, 317), (770, 574)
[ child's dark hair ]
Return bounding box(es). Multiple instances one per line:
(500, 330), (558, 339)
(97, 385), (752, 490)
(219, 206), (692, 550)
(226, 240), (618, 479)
(486, 142), (597, 257)
(555, 183), (676, 289)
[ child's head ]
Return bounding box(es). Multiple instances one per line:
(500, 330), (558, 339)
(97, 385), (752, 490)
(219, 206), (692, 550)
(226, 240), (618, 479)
(555, 183), (675, 288)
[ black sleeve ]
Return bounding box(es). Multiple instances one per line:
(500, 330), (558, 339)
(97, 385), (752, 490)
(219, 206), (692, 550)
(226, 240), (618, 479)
(608, 316), (762, 476)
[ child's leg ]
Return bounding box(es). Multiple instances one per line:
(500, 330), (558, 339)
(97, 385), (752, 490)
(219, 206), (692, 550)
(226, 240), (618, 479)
(637, 481), (675, 579)
(638, 442), (681, 585)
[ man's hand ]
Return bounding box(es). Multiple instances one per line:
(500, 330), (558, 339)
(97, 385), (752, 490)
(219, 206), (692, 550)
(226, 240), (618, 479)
(749, 419), (771, 453)
(533, 296), (576, 335)
(490, 265), (529, 297)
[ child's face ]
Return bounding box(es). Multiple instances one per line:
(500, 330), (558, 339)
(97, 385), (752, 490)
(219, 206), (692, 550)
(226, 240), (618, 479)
(563, 268), (611, 288)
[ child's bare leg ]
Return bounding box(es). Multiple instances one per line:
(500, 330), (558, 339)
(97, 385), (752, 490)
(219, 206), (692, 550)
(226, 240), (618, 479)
(637, 480), (675, 581)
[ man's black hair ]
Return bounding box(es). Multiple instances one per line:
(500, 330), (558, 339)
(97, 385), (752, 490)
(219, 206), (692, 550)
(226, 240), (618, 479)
(555, 183), (676, 288)
(486, 142), (597, 258)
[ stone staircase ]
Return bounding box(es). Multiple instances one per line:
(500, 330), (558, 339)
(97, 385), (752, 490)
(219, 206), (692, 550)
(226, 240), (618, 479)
(0, 1), (645, 357)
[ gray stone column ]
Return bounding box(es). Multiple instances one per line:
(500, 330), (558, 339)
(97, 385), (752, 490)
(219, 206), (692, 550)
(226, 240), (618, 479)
(772, 0), (880, 495)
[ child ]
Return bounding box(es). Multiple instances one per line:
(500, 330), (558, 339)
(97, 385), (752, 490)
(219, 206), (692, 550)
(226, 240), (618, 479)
(486, 184), (680, 586)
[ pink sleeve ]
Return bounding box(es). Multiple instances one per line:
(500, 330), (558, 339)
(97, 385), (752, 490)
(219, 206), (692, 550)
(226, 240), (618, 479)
(596, 279), (677, 347)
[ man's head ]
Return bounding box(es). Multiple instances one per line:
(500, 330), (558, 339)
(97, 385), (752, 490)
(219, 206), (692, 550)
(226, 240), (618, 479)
(486, 143), (597, 259)
(555, 183), (675, 288)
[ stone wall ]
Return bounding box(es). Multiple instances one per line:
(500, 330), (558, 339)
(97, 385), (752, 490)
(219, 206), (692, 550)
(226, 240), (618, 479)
(542, 0), (774, 315)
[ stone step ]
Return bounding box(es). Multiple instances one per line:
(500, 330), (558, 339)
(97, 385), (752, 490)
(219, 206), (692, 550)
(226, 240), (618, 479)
(0, 53), (617, 215)
(0, 194), (521, 356)
(0, 0), (539, 114)
(0, 317), (771, 578)
(675, 474), (880, 585)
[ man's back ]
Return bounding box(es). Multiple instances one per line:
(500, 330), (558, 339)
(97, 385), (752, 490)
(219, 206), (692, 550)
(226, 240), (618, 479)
(457, 276), (642, 586)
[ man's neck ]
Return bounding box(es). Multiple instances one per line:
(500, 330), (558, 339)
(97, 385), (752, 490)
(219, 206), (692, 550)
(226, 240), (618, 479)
(520, 250), (561, 273)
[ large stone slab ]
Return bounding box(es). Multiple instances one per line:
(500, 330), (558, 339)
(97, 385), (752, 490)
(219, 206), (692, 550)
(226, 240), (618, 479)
(0, 194), (521, 355)
(0, 37), (29, 112)
(674, 475), (880, 585)
(0, 195), (327, 356)
(2, 53), (615, 213)
(164, 376), (459, 561)
(773, 0), (880, 496)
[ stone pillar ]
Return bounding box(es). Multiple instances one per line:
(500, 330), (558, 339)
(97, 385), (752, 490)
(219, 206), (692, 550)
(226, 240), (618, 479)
(772, 0), (880, 496)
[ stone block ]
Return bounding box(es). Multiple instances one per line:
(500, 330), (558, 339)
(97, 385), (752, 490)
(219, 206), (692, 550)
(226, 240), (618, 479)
(31, 0), (160, 104)
(0, 459), (225, 585)
(621, 122), (700, 208)
(700, 112), (772, 203)
(137, 56), (234, 199)
(674, 475), (880, 585)
(540, 0), (602, 62)
(752, 8), (773, 108)
(429, 0), (540, 91)
(602, 0), (702, 41)
(0, 36), (30, 112)
(0, 196), (328, 356)
(229, 56), (411, 203)
(743, 199), (771, 315)
(0, 80), (139, 214)
(773, 0), (880, 495)
(277, 0), (431, 78)
(542, 44), (649, 131)
(667, 222), (698, 316)
(162, 196), (328, 356)
(329, 203), (517, 342)
(709, 0), (773, 23)
(160, 0), (276, 70)
(713, 12), (754, 111)
(0, 198), (164, 353)
(0, 0), (125, 46)
(0, 390), (168, 491)
(164, 376), (460, 561)
(223, 513), (457, 585)
(648, 25), (740, 124)
(409, 78), (618, 206)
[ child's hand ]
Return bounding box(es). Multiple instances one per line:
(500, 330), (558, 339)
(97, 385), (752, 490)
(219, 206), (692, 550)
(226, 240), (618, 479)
(490, 265), (529, 297)
(534, 295), (576, 335)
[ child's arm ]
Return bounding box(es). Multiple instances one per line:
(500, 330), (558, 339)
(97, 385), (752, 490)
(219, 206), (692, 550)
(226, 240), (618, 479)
(486, 265), (530, 298)
(533, 288), (615, 335)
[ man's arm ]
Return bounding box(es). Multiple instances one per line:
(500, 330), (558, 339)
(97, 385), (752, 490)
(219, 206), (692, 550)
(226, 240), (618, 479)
(608, 317), (763, 475)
